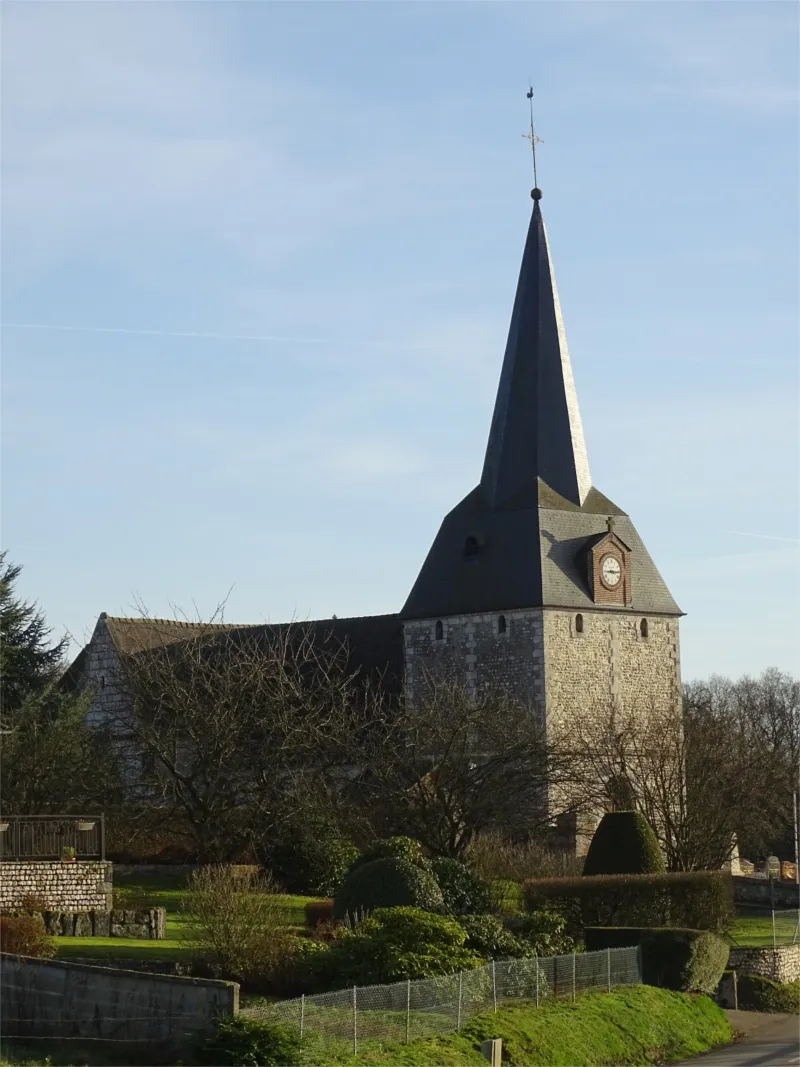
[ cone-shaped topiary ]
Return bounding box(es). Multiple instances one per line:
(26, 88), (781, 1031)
(582, 811), (666, 876)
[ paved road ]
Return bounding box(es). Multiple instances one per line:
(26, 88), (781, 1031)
(672, 1013), (799, 1066)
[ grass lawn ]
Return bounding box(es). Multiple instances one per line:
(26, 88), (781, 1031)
(54, 867), (322, 962)
(730, 911), (799, 947)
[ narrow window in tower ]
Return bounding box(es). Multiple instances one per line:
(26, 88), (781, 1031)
(640, 618), (649, 639)
(464, 536), (481, 561)
(498, 614), (507, 635)
(575, 614), (584, 635)
(100, 676), (106, 690)
(435, 620), (444, 641)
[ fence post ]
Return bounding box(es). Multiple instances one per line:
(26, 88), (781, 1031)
(636, 943), (643, 982)
(406, 979), (411, 1045)
(457, 971), (463, 1030)
(492, 960), (497, 1013)
(535, 955), (539, 1007)
(607, 948), (612, 993)
(770, 878), (777, 949)
(572, 953), (576, 1002)
(299, 994), (305, 1037)
(353, 986), (357, 1056)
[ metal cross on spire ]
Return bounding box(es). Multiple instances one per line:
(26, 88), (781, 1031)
(522, 86), (544, 197)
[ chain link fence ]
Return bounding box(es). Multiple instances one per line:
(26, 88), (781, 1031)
(732, 904), (800, 947)
(242, 946), (641, 1051)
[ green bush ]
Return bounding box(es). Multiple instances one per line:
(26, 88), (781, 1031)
(325, 906), (483, 985)
(264, 935), (332, 998)
(267, 825), (359, 896)
(432, 857), (491, 915)
(347, 836), (428, 875)
(456, 914), (533, 959)
(333, 856), (444, 919)
(737, 974), (800, 1013)
(640, 929), (730, 993)
(0, 915), (56, 958)
(523, 871), (733, 936)
(583, 812), (665, 876)
(512, 907), (577, 956)
(196, 1015), (304, 1066)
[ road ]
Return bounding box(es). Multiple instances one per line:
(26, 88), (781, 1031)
(672, 1012), (799, 1066)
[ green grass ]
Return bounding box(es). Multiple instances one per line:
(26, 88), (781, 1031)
(53, 868), (322, 962)
(730, 911), (799, 947)
(293, 986), (733, 1066)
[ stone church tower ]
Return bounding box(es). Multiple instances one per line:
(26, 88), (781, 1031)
(400, 187), (683, 727)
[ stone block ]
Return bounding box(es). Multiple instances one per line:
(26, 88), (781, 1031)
(74, 913), (92, 937)
(93, 911), (110, 937)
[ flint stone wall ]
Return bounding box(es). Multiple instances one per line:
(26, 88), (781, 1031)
(732, 876), (799, 909)
(40, 908), (166, 939)
(0, 861), (112, 912)
(728, 944), (800, 983)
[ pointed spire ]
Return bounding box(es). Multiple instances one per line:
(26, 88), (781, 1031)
(480, 193), (592, 508)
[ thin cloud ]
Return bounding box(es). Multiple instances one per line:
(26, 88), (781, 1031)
(723, 530), (799, 544)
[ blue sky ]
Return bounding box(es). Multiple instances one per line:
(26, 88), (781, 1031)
(2, 1), (798, 680)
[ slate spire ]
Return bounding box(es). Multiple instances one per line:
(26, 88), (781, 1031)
(480, 191), (592, 509)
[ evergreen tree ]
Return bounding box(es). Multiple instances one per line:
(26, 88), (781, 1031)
(0, 553), (68, 718)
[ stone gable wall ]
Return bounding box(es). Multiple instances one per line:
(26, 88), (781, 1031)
(729, 944), (800, 983)
(83, 617), (128, 726)
(0, 861), (113, 912)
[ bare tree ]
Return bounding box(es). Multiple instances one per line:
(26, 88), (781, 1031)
(107, 613), (365, 861)
(564, 684), (793, 870)
(356, 675), (579, 858)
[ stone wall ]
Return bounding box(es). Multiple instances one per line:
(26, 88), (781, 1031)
(40, 908), (166, 939)
(1, 954), (238, 1049)
(82, 615), (128, 727)
(403, 609), (546, 709)
(733, 876), (800, 909)
(0, 861), (112, 912)
(728, 944), (800, 983)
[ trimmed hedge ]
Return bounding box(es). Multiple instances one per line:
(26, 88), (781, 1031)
(641, 929), (729, 993)
(432, 858), (491, 916)
(585, 926), (729, 993)
(524, 871), (733, 935)
(583, 811), (665, 876)
(333, 857), (444, 919)
(737, 974), (800, 1014)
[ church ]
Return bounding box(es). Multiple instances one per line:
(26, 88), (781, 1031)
(68, 181), (683, 792)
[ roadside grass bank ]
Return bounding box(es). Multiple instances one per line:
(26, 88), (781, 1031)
(204, 986), (734, 1066)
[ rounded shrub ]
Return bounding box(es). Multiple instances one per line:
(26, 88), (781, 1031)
(267, 825), (359, 896)
(641, 929), (730, 993)
(0, 915), (56, 958)
(456, 914), (533, 960)
(347, 836), (428, 876)
(333, 856), (444, 920)
(737, 975), (800, 1014)
(327, 906), (483, 984)
(432, 857), (491, 916)
(196, 1016), (304, 1066)
(583, 811), (665, 876)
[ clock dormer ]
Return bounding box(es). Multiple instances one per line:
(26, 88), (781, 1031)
(586, 519), (632, 606)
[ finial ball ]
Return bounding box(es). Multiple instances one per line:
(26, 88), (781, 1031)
(531, 187), (543, 201)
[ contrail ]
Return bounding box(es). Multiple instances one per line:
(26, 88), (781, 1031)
(723, 530), (799, 544)
(1, 322), (337, 345)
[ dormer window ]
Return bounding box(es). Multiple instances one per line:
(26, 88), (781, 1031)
(498, 614), (507, 635)
(435, 620), (444, 641)
(464, 535), (483, 561)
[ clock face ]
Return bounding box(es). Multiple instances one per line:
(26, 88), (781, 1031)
(601, 555), (622, 588)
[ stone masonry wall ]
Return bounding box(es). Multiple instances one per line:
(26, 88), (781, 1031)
(41, 907), (166, 939)
(0, 861), (113, 912)
(83, 616), (128, 727)
(728, 944), (800, 983)
(403, 609), (545, 710)
(543, 609), (681, 723)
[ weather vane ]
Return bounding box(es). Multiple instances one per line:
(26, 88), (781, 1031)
(522, 85), (544, 196)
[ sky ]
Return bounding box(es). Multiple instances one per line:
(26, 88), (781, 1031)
(2, 0), (798, 681)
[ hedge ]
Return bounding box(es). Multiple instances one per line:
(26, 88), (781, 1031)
(524, 871), (733, 935)
(583, 811), (665, 876)
(736, 974), (800, 1014)
(585, 926), (729, 993)
(432, 858), (491, 916)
